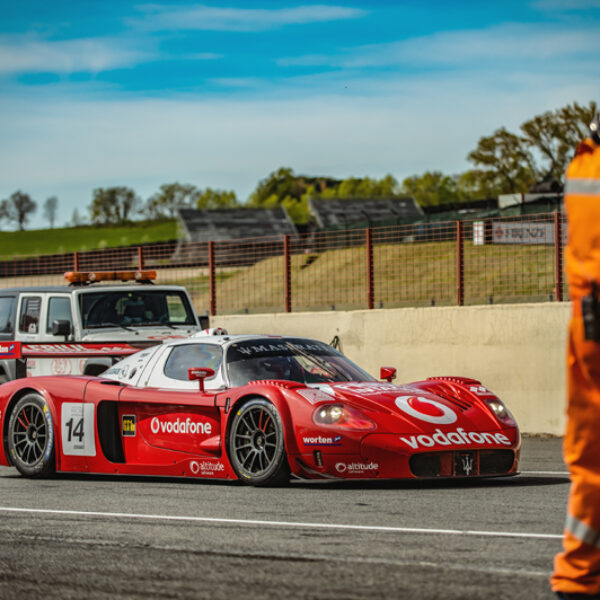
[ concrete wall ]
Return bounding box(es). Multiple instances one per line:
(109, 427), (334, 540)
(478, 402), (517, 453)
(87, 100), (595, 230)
(214, 302), (571, 435)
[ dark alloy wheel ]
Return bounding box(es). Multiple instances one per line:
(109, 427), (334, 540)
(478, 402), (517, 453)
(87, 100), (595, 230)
(7, 394), (55, 477)
(228, 399), (290, 486)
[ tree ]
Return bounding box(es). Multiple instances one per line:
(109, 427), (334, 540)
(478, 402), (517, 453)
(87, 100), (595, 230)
(519, 100), (597, 182)
(249, 168), (298, 206)
(71, 209), (83, 227)
(43, 196), (58, 229)
(0, 191), (37, 231)
(401, 171), (460, 207)
(195, 188), (239, 209)
(89, 187), (139, 225)
(145, 183), (200, 219)
(467, 127), (536, 194)
(465, 100), (597, 192)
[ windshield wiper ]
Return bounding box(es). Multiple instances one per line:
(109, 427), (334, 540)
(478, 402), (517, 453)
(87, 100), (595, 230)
(135, 321), (177, 329)
(86, 322), (136, 332)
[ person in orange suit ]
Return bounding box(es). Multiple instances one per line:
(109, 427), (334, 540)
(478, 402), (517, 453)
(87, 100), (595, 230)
(552, 113), (600, 600)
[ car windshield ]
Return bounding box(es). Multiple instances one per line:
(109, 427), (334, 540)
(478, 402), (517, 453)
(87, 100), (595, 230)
(226, 338), (375, 387)
(80, 290), (196, 329)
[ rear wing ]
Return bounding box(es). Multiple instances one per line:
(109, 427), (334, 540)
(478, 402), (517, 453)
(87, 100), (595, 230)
(3, 341), (161, 379)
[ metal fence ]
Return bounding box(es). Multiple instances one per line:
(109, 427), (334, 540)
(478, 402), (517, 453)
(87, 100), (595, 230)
(0, 212), (567, 315)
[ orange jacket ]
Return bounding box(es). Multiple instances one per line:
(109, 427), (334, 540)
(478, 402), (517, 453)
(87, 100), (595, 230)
(565, 138), (600, 301)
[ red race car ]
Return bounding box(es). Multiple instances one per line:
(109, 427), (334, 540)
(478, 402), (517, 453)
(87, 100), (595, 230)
(0, 333), (520, 485)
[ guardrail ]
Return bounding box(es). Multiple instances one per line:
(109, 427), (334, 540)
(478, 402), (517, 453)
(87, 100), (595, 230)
(0, 212), (567, 315)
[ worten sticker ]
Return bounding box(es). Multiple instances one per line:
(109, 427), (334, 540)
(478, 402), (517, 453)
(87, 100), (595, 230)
(61, 403), (96, 456)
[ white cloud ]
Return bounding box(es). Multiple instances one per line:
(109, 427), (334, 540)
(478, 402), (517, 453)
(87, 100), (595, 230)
(279, 22), (596, 69)
(0, 35), (155, 75)
(1, 62), (596, 229)
(131, 4), (365, 32)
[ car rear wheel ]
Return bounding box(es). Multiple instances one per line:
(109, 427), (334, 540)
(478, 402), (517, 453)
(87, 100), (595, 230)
(7, 394), (55, 477)
(228, 398), (289, 486)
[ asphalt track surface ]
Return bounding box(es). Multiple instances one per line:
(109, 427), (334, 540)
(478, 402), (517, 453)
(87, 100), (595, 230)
(0, 437), (569, 600)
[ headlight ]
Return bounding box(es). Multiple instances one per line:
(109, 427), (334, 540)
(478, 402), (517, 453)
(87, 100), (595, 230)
(484, 398), (516, 426)
(312, 404), (376, 431)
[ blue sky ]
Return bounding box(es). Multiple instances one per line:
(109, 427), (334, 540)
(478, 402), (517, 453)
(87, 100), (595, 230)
(1, 1), (599, 229)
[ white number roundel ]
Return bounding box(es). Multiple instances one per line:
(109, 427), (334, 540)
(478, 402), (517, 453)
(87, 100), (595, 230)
(395, 395), (457, 424)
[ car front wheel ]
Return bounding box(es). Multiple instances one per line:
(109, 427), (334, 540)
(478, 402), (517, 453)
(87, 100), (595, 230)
(7, 394), (55, 477)
(228, 398), (289, 486)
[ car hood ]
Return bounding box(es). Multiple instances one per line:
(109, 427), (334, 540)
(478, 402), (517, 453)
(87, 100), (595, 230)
(307, 381), (503, 434)
(81, 326), (198, 342)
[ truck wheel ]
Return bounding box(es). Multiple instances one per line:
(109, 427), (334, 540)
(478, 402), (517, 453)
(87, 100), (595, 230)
(7, 394), (55, 477)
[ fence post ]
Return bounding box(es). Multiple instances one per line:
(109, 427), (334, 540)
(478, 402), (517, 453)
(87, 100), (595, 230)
(456, 221), (464, 306)
(73, 251), (80, 271)
(554, 212), (563, 302)
(208, 241), (216, 316)
(137, 246), (145, 270)
(366, 228), (374, 309)
(283, 235), (292, 312)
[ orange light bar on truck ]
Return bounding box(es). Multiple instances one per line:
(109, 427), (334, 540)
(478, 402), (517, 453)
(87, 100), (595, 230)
(64, 270), (157, 284)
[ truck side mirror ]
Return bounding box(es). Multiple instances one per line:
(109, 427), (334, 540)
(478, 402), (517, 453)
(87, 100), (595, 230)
(380, 366), (397, 383)
(188, 367), (215, 392)
(52, 319), (71, 340)
(198, 314), (210, 329)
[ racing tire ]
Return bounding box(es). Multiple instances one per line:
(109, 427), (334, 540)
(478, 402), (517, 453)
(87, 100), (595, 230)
(7, 394), (55, 477)
(228, 398), (290, 486)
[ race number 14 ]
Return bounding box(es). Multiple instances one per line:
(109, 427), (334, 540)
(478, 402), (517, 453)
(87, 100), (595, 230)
(61, 403), (96, 456)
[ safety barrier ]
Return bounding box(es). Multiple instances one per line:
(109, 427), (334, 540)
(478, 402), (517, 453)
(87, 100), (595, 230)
(0, 212), (566, 315)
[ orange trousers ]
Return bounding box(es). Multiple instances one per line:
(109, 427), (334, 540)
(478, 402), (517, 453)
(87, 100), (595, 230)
(552, 315), (600, 595)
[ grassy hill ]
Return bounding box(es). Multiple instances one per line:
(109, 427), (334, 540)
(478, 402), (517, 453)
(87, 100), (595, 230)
(0, 220), (179, 258)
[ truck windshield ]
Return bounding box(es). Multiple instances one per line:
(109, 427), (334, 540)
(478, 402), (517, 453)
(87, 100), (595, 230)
(226, 338), (376, 387)
(80, 290), (196, 329)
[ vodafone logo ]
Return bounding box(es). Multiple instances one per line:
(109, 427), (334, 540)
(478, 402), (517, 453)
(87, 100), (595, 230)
(395, 395), (457, 425)
(150, 416), (212, 435)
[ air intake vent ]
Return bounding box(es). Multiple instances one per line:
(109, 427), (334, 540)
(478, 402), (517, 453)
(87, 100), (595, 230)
(425, 383), (473, 411)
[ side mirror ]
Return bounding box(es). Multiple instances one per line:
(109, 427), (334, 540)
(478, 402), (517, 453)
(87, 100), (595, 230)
(198, 314), (210, 329)
(380, 366), (397, 383)
(188, 367), (215, 392)
(52, 319), (71, 340)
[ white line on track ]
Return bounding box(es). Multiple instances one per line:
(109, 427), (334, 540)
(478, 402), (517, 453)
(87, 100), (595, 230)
(520, 471), (569, 476)
(0, 506), (563, 540)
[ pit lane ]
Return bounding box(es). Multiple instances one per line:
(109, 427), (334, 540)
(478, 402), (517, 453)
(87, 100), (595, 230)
(0, 437), (568, 599)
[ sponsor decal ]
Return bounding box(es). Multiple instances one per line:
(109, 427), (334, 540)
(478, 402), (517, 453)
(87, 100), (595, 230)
(190, 460), (225, 475)
(122, 415), (136, 437)
(335, 382), (400, 395)
(235, 342), (326, 356)
(335, 461), (379, 474)
(395, 395), (457, 425)
(469, 385), (490, 396)
(297, 388), (334, 404)
(0, 342), (20, 359)
(150, 416), (212, 436)
(399, 427), (512, 449)
(22, 343), (139, 356)
(51, 358), (73, 375)
(302, 435), (342, 447)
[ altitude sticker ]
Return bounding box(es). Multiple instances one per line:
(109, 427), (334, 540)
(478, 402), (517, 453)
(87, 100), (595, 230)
(61, 403), (96, 456)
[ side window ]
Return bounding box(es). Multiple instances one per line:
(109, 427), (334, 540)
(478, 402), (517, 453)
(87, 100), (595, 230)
(47, 297), (72, 333)
(164, 344), (222, 381)
(0, 296), (15, 334)
(19, 297), (41, 334)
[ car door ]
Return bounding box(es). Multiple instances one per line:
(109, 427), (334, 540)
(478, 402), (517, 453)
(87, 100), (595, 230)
(118, 343), (223, 463)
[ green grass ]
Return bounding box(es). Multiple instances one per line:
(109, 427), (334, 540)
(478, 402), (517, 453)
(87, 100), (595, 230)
(0, 220), (179, 258)
(175, 240), (563, 314)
